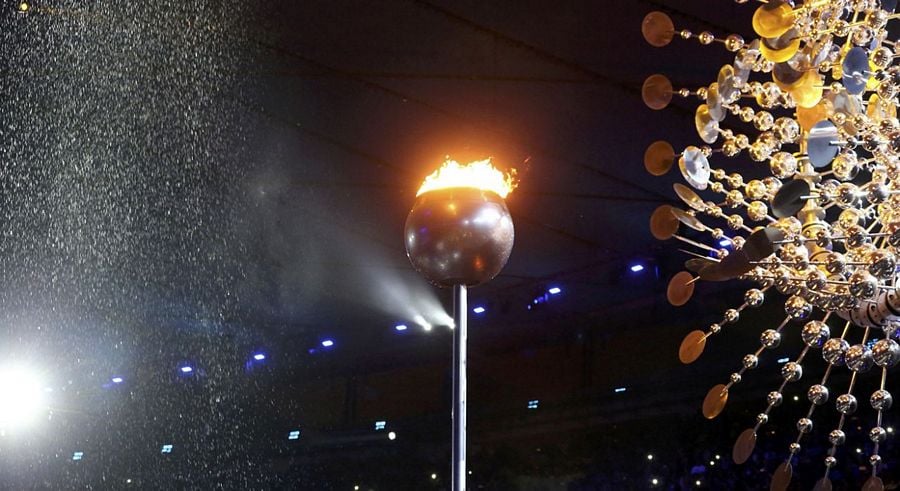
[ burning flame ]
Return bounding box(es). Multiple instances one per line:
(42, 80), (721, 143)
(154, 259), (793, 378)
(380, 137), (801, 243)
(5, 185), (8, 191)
(416, 158), (517, 198)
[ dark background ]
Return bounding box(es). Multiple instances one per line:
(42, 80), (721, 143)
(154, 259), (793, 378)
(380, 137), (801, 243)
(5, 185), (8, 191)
(0, 1), (896, 489)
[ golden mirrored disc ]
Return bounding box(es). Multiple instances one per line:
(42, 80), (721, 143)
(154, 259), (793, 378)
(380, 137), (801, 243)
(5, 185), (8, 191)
(644, 140), (675, 176)
(867, 94), (897, 123)
(650, 205), (679, 240)
(642, 11), (674, 48)
(760, 30), (801, 63)
(670, 208), (704, 231)
(678, 329), (706, 364)
(667, 271), (696, 306)
(863, 476), (884, 491)
(752, 1), (794, 38)
(770, 461), (793, 491)
(732, 428), (757, 464)
(792, 71), (823, 109)
(694, 104), (718, 144)
(813, 477), (832, 491)
(673, 183), (705, 211)
(702, 383), (728, 419)
(642, 74), (673, 110)
(796, 99), (831, 132)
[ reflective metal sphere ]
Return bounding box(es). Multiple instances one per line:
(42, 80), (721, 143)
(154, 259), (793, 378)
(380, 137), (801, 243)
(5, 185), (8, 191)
(405, 188), (514, 287)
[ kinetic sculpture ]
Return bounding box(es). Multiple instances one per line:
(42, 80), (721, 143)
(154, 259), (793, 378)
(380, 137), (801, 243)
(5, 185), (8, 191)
(643, 2), (900, 489)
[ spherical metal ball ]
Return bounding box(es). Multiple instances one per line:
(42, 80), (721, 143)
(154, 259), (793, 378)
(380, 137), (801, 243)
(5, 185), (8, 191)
(808, 384), (829, 405)
(845, 344), (874, 372)
(870, 454), (882, 466)
(730, 372), (742, 384)
(742, 354), (759, 369)
(784, 295), (813, 319)
(870, 426), (887, 442)
(405, 188), (514, 287)
(724, 308), (740, 323)
(828, 429), (846, 446)
(767, 391), (783, 407)
(848, 270), (878, 299)
(836, 394), (858, 415)
(781, 361), (803, 381)
(824, 456), (838, 468)
(761, 329), (782, 349)
(744, 288), (765, 307)
(823, 338), (850, 366)
(870, 389), (893, 410)
(872, 339), (900, 367)
(801, 320), (830, 348)
(796, 418), (813, 434)
(756, 413), (768, 424)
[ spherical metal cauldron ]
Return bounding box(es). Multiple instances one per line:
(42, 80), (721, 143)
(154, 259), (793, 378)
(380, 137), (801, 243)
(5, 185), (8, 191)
(405, 187), (514, 287)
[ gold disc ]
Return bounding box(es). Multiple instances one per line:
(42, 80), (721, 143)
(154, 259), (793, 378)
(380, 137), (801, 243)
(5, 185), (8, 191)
(678, 329), (706, 364)
(642, 74), (673, 110)
(792, 71), (824, 109)
(796, 99), (831, 132)
(770, 462), (792, 491)
(702, 383), (728, 419)
(650, 205), (679, 240)
(732, 428), (757, 465)
(643, 140), (675, 176)
(752, 1), (794, 38)
(813, 477), (832, 491)
(867, 94), (897, 123)
(642, 11), (674, 48)
(673, 183), (705, 211)
(667, 271), (696, 306)
(670, 208), (704, 232)
(863, 476), (884, 491)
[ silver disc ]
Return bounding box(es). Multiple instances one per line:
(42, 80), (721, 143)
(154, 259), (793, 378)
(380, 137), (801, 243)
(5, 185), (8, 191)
(717, 64), (740, 102)
(707, 83), (725, 121)
(842, 46), (871, 95)
(807, 120), (840, 168)
(679, 146), (710, 190)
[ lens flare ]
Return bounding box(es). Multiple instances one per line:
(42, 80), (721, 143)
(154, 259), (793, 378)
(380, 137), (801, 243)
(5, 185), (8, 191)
(0, 366), (45, 430)
(416, 158), (517, 198)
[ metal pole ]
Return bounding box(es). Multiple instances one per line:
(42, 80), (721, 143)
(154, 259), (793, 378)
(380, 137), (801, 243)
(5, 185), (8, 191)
(452, 284), (467, 491)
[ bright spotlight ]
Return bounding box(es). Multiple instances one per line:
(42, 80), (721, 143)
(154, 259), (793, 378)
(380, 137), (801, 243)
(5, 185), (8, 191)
(388, 431), (397, 440)
(252, 353), (266, 361)
(472, 306), (486, 314)
(111, 377), (124, 384)
(321, 339), (335, 348)
(548, 287), (562, 295)
(179, 366), (193, 374)
(394, 324), (408, 331)
(630, 264), (645, 273)
(0, 365), (46, 430)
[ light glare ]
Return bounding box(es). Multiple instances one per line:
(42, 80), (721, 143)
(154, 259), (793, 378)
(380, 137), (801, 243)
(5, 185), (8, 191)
(630, 264), (645, 273)
(0, 366), (45, 430)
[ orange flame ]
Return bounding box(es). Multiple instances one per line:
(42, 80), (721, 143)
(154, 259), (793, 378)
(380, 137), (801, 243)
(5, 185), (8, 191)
(416, 158), (517, 198)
